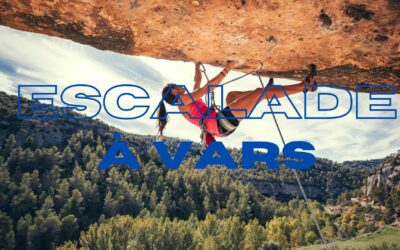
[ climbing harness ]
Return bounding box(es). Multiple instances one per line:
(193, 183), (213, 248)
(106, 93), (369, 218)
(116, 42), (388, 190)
(199, 36), (330, 249)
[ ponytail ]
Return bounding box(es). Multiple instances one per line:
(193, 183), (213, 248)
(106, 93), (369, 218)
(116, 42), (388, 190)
(157, 85), (177, 140)
(157, 100), (168, 140)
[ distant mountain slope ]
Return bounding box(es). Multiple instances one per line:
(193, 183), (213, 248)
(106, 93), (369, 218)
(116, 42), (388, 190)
(0, 91), (204, 156)
(0, 91), (386, 201)
(1, 91), (398, 250)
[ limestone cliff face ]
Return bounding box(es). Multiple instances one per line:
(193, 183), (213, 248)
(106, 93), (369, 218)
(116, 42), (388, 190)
(0, 0), (399, 91)
(363, 150), (400, 196)
(245, 179), (326, 201)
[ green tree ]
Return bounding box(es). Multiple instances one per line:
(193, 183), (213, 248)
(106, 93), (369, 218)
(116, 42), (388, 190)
(219, 216), (244, 250)
(61, 189), (85, 218)
(3, 134), (16, 158)
(61, 215), (79, 242)
(16, 214), (33, 249)
(305, 231), (318, 244)
(0, 211), (15, 250)
(196, 213), (221, 248)
(0, 163), (11, 211)
(27, 197), (62, 250)
(266, 216), (292, 248)
(371, 183), (386, 204)
(244, 219), (266, 250)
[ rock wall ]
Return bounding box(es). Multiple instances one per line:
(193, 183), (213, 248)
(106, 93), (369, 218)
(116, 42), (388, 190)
(246, 179), (326, 201)
(363, 150), (400, 196)
(0, 0), (399, 91)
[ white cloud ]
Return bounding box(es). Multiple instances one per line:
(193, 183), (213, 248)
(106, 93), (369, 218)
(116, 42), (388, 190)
(0, 25), (399, 161)
(0, 72), (14, 94)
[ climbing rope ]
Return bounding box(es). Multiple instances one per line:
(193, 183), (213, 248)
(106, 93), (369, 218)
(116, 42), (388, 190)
(200, 36), (277, 109)
(200, 63), (219, 111)
(199, 36), (330, 249)
(199, 64), (219, 147)
(201, 36), (278, 92)
(255, 72), (330, 250)
(220, 36), (277, 87)
(198, 37), (277, 147)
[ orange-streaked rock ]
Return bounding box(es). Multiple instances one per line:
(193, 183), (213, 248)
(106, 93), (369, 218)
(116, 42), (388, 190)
(0, 0), (399, 92)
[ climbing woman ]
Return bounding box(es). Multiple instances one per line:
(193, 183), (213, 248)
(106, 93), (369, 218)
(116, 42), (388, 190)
(157, 61), (317, 144)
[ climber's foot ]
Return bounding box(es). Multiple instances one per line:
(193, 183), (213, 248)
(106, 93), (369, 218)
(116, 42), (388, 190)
(304, 64), (318, 93)
(267, 78), (274, 86)
(226, 60), (238, 70)
(308, 64), (317, 78)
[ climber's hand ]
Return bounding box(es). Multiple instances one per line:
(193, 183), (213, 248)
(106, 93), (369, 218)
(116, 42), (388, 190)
(226, 60), (238, 71)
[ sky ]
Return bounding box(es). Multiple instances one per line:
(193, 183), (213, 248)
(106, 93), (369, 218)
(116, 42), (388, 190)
(0, 25), (399, 162)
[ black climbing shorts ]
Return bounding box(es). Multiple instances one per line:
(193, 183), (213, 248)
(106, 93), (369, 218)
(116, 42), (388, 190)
(216, 106), (240, 137)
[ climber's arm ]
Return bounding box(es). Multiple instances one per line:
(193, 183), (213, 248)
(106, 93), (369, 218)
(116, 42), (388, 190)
(181, 62), (236, 104)
(193, 63), (202, 91)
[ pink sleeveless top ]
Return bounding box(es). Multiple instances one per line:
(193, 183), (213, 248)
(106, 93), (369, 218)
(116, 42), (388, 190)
(183, 99), (221, 137)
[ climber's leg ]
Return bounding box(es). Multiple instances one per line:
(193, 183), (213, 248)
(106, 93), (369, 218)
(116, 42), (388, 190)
(226, 77), (316, 119)
(225, 90), (255, 106)
(193, 63), (202, 90)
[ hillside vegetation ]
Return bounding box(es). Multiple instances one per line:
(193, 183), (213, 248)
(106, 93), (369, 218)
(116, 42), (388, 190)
(300, 227), (400, 250)
(0, 91), (398, 249)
